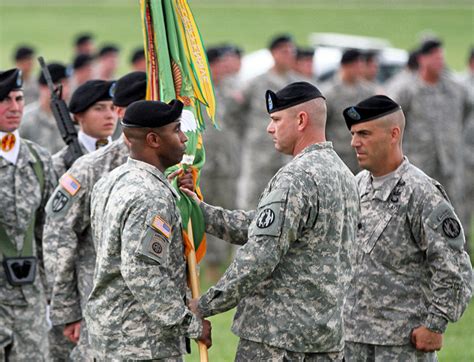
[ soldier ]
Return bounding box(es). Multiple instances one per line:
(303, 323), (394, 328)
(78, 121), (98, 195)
(384, 48), (419, 93)
(43, 71), (146, 361)
(362, 50), (379, 84)
(343, 95), (473, 361)
(0, 68), (57, 360)
(85, 99), (212, 360)
(185, 82), (359, 361)
(323, 48), (379, 174)
(70, 54), (94, 93)
(20, 62), (71, 154)
(130, 47), (146, 72)
(13, 46), (39, 105)
(238, 34), (300, 209)
(94, 44), (120, 81)
(293, 47), (317, 83)
(52, 79), (117, 177)
(388, 39), (471, 243)
(73, 33), (96, 57)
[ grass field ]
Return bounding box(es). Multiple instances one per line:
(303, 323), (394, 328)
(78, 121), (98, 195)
(0, 1), (472, 360)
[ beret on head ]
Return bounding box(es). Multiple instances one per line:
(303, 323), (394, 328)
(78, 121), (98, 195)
(38, 63), (70, 85)
(0, 68), (23, 101)
(419, 39), (443, 55)
(269, 34), (293, 50)
(122, 99), (183, 128)
(14, 46), (34, 61)
(341, 48), (362, 65)
(98, 45), (119, 57)
(296, 47), (314, 60)
(130, 48), (145, 64)
(265, 81), (325, 114)
(113, 71), (146, 107)
(69, 79), (115, 113)
(73, 54), (93, 70)
(343, 95), (401, 129)
(75, 33), (93, 46)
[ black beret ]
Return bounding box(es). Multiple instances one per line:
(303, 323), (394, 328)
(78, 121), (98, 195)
(343, 95), (402, 129)
(269, 34), (294, 51)
(14, 46), (34, 61)
(75, 33), (93, 46)
(73, 54), (93, 70)
(98, 45), (119, 57)
(363, 50), (379, 62)
(341, 49), (362, 65)
(0, 68), (23, 101)
(296, 47), (314, 60)
(122, 100), (183, 128)
(38, 63), (70, 85)
(266, 81), (325, 114)
(113, 71), (146, 107)
(69, 80), (115, 113)
(130, 48), (145, 64)
(206, 47), (224, 64)
(407, 48), (420, 70)
(419, 39), (443, 55)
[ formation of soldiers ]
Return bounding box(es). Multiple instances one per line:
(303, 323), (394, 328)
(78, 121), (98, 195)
(0, 31), (473, 361)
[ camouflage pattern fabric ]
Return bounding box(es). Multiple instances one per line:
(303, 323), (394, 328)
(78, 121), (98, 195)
(51, 141), (89, 178)
(237, 70), (300, 209)
(235, 338), (344, 362)
(198, 142), (359, 353)
(43, 138), (129, 360)
(20, 102), (66, 154)
(322, 77), (378, 174)
(344, 158), (473, 347)
(85, 158), (202, 360)
(344, 341), (437, 362)
(0, 139), (57, 360)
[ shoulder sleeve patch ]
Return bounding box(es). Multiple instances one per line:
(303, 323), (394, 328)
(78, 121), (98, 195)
(253, 189), (287, 237)
(59, 174), (81, 196)
(426, 200), (464, 251)
(45, 188), (72, 217)
(151, 215), (172, 238)
(137, 226), (169, 265)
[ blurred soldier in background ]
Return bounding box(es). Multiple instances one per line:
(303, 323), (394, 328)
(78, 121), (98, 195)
(0, 68), (57, 361)
(20, 62), (70, 154)
(13, 46), (39, 105)
(74, 33), (96, 57)
(388, 39), (471, 246)
(384, 48), (419, 92)
(323, 48), (378, 174)
(238, 34), (299, 209)
(362, 50), (380, 84)
(130, 48), (146, 72)
(94, 44), (120, 81)
(70, 54), (94, 93)
(293, 47), (316, 83)
(52, 79), (117, 177)
(43, 72), (145, 361)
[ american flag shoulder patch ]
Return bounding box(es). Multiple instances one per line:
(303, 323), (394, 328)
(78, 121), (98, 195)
(151, 216), (171, 238)
(59, 174), (81, 196)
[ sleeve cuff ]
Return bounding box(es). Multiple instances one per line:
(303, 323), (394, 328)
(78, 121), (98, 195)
(424, 313), (448, 334)
(183, 313), (203, 339)
(50, 304), (83, 326)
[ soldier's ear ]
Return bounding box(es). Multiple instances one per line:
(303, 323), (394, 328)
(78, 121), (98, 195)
(145, 131), (161, 149)
(297, 111), (309, 131)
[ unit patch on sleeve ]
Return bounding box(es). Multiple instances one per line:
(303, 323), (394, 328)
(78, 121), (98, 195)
(138, 227), (169, 265)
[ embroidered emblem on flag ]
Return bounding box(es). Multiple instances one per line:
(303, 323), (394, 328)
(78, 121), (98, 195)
(151, 216), (171, 238)
(60, 174), (81, 196)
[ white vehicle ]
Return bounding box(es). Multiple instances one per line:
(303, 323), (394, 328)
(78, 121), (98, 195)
(240, 33), (408, 83)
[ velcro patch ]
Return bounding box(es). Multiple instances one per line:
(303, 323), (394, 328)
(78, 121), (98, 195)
(60, 174), (81, 196)
(45, 188), (72, 217)
(139, 227), (169, 265)
(442, 218), (461, 239)
(151, 216), (171, 238)
(252, 189), (286, 237)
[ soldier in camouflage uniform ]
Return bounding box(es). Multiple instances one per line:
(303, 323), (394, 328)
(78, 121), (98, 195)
(20, 63), (70, 154)
(343, 95), (473, 361)
(43, 72), (146, 361)
(52, 79), (118, 177)
(85, 100), (211, 360)
(238, 34), (301, 209)
(322, 49), (378, 174)
(186, 82), (359, 361)
(0, 68), (57, 361)
(388, 40), (471, 238)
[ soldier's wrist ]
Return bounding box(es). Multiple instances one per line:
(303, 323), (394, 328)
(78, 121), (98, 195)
(183, 312), (203, 339)
(425, 313), (448, 334)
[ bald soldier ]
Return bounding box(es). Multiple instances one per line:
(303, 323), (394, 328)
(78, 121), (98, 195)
(85, 100), (211, 360)
(343, 95), (472, 361)
(185, 82), (359, 361)
(43, 71), (146, 360)
(0, 68), (57, 360)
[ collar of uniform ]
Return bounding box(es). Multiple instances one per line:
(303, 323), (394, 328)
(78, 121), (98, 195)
(293, 141), (333, 160)
(126, 157), (180, 199)
(78, 130), (112, 153)
(369, 157), (410, 201)
(0, 130), (21, 165)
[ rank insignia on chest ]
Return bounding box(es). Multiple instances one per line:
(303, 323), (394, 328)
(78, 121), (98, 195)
(60, 174), (81, 196)
(151, 215), (171, 238)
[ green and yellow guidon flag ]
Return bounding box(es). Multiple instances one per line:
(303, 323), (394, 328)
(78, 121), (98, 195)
(140, 0), (216, 263)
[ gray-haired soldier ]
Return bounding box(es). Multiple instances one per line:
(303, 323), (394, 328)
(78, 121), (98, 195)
(343, 95), (472, 361)
(185, 82), (359, 361)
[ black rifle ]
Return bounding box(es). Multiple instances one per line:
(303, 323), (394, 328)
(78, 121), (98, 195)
(38, 56), (83, 168)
